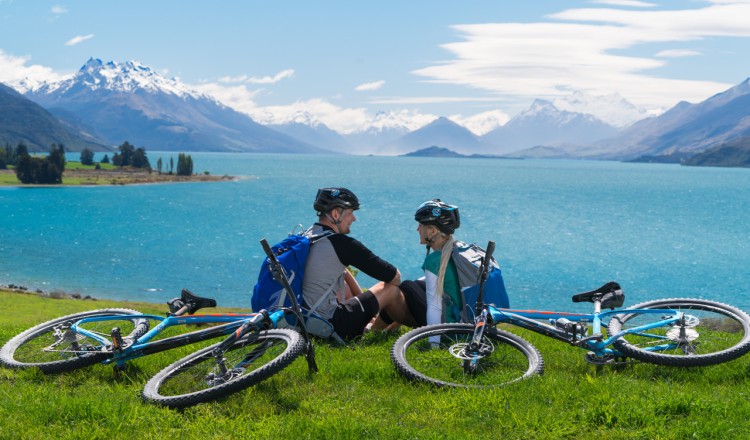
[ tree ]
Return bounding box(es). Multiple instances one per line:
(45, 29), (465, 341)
(176, 153), (193, 176)
(169, 156), (174, 175)
(14, 145), (64, 184)
(156, 157), (163, 175)
(132, 147), (151, 170)
(14, 142), (28, 159)
(48, 143), (66, 172)
(80, 148), (95, 166)
(112, 141), (135, 167)
(101, 154), (110, 164)
(14, 154), (34, 183)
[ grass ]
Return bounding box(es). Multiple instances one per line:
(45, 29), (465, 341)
(2, 288), (750, 439)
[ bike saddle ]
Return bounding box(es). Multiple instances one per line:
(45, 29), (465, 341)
(167, 289), (217, 315)
(572, 281), (622, 304)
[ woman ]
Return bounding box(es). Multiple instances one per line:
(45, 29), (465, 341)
(399, 199), (464, 327)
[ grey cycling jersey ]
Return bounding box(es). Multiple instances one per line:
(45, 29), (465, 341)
(302, 225), (346, 320)
(302, 223), (398, 320)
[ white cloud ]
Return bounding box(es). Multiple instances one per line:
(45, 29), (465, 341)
(0, 50), (69, 91)
(51, 6), (68, 14)
(368, 96), (510, 105)
(65, 34), (94, 46)
(414, 1), (750, 112)
(656, 49), (702, 57)
(219, 69), (294, 85)
(589, 0), (656, 7)
(355, 80), (385, 91)
(192, 82), (262, 114)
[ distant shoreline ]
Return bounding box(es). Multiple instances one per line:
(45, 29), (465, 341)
(0, 283), (99, 301)
(0, 168), (240, 186)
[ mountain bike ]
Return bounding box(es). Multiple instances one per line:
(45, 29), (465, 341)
(391, 241), (750, 388)
(140, 238), (319, 408)
(1, 240), (319, 408)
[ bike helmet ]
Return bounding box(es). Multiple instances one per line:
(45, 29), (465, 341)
(314, 187), (360, 213)
(414, 199), (460, 234)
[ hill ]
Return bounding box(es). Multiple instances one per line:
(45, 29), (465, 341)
(683, 136), (750, 167)
(0, 83), (107, 152)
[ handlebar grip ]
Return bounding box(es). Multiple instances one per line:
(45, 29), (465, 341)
(260, 238), (274, 259)
(485, 240), (495, 262)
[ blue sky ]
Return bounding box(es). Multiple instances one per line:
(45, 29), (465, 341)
(2, 0), (750, 134)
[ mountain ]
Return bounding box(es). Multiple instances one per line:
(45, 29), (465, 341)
(0, 82), (107, 152)
(591, 78), (750, 160)
(377, 117), (481, 155)
(266, 111), (352, 153)
(340, 111), (413, 152)
(683, 136), (750, 167)
(24, 58), (329, 153)
(553, 91), (648, 128)
(480, 100), (619, 155)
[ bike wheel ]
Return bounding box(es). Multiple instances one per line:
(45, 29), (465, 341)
(608, 298), (750, 367)
(0, 308), (150, 373)
(142, 328), (305, 408)
(391, 323), (544, 388)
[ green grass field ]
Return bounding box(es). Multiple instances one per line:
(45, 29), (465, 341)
(1, 288), (749, 439)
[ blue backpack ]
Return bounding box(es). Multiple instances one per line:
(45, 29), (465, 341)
(451, 240), (509, 322)
(252, 229), (333, 312)
(251, 229), (343, 341)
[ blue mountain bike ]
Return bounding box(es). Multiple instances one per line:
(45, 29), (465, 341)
(1, 239), (319, 408)
(391, 241), (750, 388)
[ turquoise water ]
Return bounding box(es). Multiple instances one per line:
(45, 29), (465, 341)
(1, 153), (749, 312)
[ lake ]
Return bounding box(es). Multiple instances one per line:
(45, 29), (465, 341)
(1, 153), (749, 313)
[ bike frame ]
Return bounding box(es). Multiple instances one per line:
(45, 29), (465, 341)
(466, 240), (687, 361)
(483, 303), (686, 359)
(68, 309), (287, 367)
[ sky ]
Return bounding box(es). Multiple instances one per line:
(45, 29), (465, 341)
(1, 0), (750, 134)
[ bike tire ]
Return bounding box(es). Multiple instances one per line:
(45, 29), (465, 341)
(391, 323), (544, 388)
(142, 328), (305, 408)
(0, 308), (150, 373)
(608, 298), (750, 367)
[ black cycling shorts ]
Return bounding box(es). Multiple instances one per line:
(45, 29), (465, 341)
(399, 279), (428, 327)
(330, 290), (380, 340)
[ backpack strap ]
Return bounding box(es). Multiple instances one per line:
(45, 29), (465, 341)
(300, 226), (339, 316)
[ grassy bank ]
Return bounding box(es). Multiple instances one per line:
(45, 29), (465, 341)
(1, 288), (750, 439)
(0, 162), (233, 186)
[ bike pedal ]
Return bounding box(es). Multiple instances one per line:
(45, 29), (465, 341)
(111, 327), (124, 351)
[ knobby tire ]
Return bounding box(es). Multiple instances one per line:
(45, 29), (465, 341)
(391, 323), (544, 388)
(608, 298), (750, 366)
(142, 328), (305, 408)
(0, 308), (149, 373)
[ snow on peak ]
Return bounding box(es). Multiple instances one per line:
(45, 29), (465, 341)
(32, 58), (209, 100)
(553, 91), (647, 128)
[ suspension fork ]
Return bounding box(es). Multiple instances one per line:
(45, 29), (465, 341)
(209, 311), (271, 372)
(469, 309), (491, 352)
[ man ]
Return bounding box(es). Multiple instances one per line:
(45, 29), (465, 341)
(302, 187), (415, 339)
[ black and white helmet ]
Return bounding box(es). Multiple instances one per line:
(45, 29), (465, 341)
(414, 199), (460, 234)
(314, 187), (360, 213)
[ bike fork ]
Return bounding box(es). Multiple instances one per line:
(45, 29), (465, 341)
(465, 310), (490, 373)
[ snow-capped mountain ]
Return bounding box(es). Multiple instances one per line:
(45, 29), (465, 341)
(587, 78), (750, 160)
(24, 58), (329, 153)
(553, 91), (648, 128)
(479, 99), (618, 155)
(341, 111), (414, 152)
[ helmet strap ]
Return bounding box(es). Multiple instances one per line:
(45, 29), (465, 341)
(324, 208), (344, 233)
